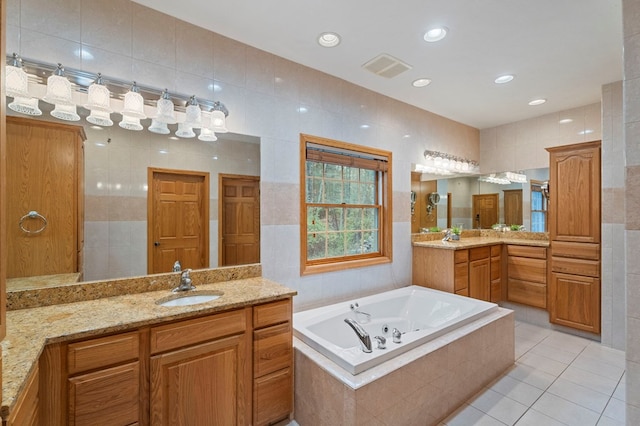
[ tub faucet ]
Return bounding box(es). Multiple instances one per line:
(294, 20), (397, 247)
(172, 269), (195, 292)
(392, 328), (402, 344)
(344, 318), (372, 353)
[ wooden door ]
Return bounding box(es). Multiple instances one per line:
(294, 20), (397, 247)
(6, 117), (85, 278)
(219, 174), (260, 266)
(472, 193), (498, 229)
(503, 189), (523, 226)
(548, 142), (601, 243)
(148, 169), (209, 274)
(150, 334), (248, 426)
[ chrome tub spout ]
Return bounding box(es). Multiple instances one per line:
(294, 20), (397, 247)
(344, 318), (372, 353)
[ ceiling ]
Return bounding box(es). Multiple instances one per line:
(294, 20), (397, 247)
(132, 0), (623, 130)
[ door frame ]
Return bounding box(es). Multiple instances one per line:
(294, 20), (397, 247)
(218, 173), (260, 267)
(147, 167), (210, 274)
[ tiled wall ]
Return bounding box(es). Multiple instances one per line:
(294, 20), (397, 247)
(623, 0), (640, 423)
(4, 0), (479, 309)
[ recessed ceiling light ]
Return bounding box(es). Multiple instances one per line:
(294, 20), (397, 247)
(423, 27), (448, 42)
(412, 78), (432, 87)
(494, 75), (515, 84)
(318, 32), (341, 48)
(528, 98), (547, 106)
(559, 118), (573, 124)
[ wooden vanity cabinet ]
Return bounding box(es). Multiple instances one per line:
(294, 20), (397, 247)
(149, 308), (252, 426)
(490, 245), (503, 302)
(253, 299), (293, 426)
(469, 247), (491, 301)
(6, 365), (39, 426)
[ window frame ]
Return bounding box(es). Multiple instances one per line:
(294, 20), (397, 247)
(300, 134), (393, 275)
(530, 179), (548, 232)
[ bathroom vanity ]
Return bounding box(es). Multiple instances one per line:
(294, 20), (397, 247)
(1, 269), (295, 426)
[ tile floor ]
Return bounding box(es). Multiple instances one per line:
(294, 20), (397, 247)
(441, 321), (626, 426)
(281, 320), (626, 426)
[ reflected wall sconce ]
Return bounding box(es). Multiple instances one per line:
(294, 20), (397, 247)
(5, 55), (230, 140)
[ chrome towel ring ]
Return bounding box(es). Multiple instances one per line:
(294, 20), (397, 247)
(19, 210), (48, 234)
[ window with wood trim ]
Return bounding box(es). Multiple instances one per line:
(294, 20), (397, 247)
(530, 180), (548, 232)
(300, 134), (392, 275)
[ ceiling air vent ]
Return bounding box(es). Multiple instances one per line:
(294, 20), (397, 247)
(362, 53), (412, 78)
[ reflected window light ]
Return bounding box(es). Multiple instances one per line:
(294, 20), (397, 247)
(360, 124), (370, 129)
(143, 184), (149, 191)
(212, 156), (218, 160)
(297, 106), (308, 113)
(159, 149), (169, 154)
(115, 183), (122, 190)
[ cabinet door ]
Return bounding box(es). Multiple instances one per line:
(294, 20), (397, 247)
(548, 142), (600, 243)
(549, 272), (600, 334)
(254, 367), (292, 426)
(150, 334), (249, 426)
(469, 258), (490, 301)
(68, 362), (139, 426)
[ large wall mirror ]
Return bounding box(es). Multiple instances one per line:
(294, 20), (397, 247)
(6, 104), (260, 291)
(411, 167), (549, 233)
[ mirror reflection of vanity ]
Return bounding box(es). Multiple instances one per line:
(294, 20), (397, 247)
(6, 106), (260, 291)
(411, 167), (549, 233)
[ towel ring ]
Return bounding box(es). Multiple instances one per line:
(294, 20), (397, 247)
(19, 210), (48, 234)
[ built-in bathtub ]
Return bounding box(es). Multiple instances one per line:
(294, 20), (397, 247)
(294, 285), (499, 374)
(293, 285), (515, 425)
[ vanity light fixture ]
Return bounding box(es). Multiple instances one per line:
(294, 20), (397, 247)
(318, 32), (341, 47)
(494, 74), (514, 84)
(8, 96), (42, 116)
(155, 90), (177, 124)
(528, 98), (546, 106)
(121, 82), (146, 118)
(184, 95), (203, 128)
(119, 114), (143, 131)
(86, 109), (113, 127)
(85, 73), (114, 126)
(175, 122), (196, 138)
(43, 63), (74, 106)
(210, 101), (228, 133)
(423, 27), (448, 42)
(198, 127), (218, 142)
(412, 78), (432, 88)
(148, 119), (170, 135)
(423, 150), (479, 176)
(5, 53), (30, 98)
(51, 103), (81, 121)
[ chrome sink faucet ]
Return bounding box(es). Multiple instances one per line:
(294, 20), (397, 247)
(172, 269), (195, 292)
(172, 260), (182, 272)
(344, 318), (372, 353)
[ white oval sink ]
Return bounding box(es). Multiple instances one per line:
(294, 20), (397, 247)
(156, 291), (223, 307)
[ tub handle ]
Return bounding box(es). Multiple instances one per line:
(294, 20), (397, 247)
(374, 336), (387, 350)
(392, 328), (402, 344)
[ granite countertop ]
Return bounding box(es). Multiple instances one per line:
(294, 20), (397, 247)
(1, 277), (296, 418)
(412, 236), (550, 250)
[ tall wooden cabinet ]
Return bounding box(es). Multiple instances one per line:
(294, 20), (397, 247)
(6, 117), (85, 278)
(547, 141), (601, 334)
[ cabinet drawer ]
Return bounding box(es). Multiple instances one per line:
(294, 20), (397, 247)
(150, 309), (247, 354)
(254, 322), (292, 377)
(552, 241), (600, 260)
(254, 367), (293, 426)
(454, 263), (468, 292)
(507, 279), (547, 308)
(508, 257), (547, 284)
(491, 245), (501, 257)
(454, 249), (468, 264)
(254, 299), (291, 329)
(507, 245), (547, 259)
(68, 331), (139, 375)
(551, 256), (600, 277)
(470, 246), (490, 261)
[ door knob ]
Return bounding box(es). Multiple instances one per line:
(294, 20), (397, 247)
(154, 241), (160, 246)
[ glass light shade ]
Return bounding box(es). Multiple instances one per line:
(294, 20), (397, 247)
(87, 109), (113, 127)
(121, 86), (146, 119)
(184, 97), (202, 128)
(148, 119), (170, 135)
(51, 103), (80, 121)
(119, 114), (143, 131)
(85, 81), (112, 112)
(198, 127), (218, 142)
(5, 64), (30, 98)
(210, 110), (228, 133)
(175, 123), (195, 138)
(44, 74), (74, 106)
(8, 97), (42, 116)
(155, 97), (177, 124)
